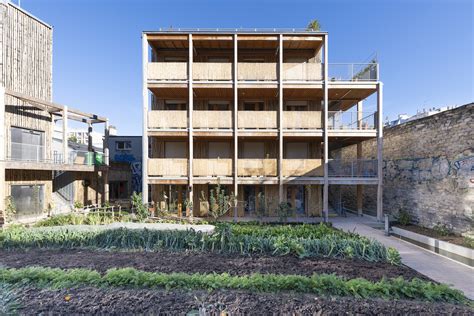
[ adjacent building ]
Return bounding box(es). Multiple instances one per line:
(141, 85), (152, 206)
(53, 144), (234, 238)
(0, 2), (110, 224)
(142, 29), (383, 220)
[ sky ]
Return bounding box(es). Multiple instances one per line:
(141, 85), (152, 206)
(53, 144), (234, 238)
(16, 0), (474, 135)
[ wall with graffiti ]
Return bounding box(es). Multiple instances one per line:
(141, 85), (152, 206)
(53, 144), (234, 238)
(108, 136), (142, 194)
(331, 103), (473, 234)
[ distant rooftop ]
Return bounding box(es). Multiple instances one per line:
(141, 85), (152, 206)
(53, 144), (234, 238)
(144, 28), (326, 34)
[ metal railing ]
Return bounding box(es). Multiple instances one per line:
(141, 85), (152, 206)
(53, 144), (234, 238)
(328, 159), (377, 178)
(153, 28), (322, 33)
(328, 63), (378, 81)
(8, 142), (47, 162)
(328, 111), (375, 130)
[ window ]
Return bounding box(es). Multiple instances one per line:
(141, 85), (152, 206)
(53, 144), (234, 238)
(164, 56), (187, 62)
(285, 142), (309, 159)
(11, 184), (45, 218)
(243, 57), (265, 62)
(164, 142), (187, 158)
(243, 101), (264, 111)
(242, 142), (265, 158)
(287, 185), (305, 215)
(110, 181), (128, 200)
(208, 101), (230, 111)
(285, 101), (308, 111)
(10, 127), (45, 161)
(165, 100), (187, 111)
(116, 141), (132, 151)
(207, 57), (230, 62)
(208, 142), (231, 159)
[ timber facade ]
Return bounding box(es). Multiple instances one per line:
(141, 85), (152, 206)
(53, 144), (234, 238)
(142, 29), (384, 220)
(0, 2), (110, 224)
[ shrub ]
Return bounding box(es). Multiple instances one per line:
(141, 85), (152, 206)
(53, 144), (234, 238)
(387, 247), (402, 265)
(0, 267), (468, 304)
(131, 192), (149, 222)
(398, 209), (411, 226)
(277, 202), (291, 222)
(433, 223), (452, 237)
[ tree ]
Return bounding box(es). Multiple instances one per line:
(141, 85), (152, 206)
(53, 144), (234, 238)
(306, 19), (321, 31)
(68, 134), (78, 143)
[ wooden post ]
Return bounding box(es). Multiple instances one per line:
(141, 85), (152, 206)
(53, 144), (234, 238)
(142, 33), (149, 204)
(62, 106), (68, 163)
(188, 33), (194, 218)
(0, 87), (5, 216)
(278, 34), (284, 203)
(376, 82), (384, 221)
(323, 34), (329, 222)
(233, 34), (239, 221)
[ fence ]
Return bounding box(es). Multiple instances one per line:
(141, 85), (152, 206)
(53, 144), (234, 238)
(328, 111), (375, 130)
(328, 159), (377, 177)
(328, 63), (378, 81)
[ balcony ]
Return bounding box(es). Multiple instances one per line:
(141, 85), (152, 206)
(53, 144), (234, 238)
(238, 63), (277, 81)
(193, 159), (232, 176)
(283, 111), (322, 129)
(148, 158), (188, 177)
(283, 159), (323, 177)
(193, 62), (232, 81)
(328, 159), (377, 178)
(193, 111), (232, 129)
(238, 159), (277, 177)
(328, 111), (375, 130)
(147, 62), (187, 81)
(238, 111), (277, 129)
(328, 63), (378, 82)
(148, 111), (187, 129)
(283, 63), (322, 81)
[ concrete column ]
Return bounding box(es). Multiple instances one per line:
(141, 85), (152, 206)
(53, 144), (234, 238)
(142, 33), (149, 204)
(188, 34), (194, 218)
(357, 139), (363, 216)
(233, 34), (238, 221)
(357, 101), (363, 129)
(103, 119), (110, 202)
(323, 34), (329, 222)
(278, 34), (284, 202)
(0, 87), (6, 216)
(62, 106), (68, 163)
(376, 82), (384, 221)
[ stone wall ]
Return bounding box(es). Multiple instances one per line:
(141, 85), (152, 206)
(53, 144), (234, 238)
(332, 103), (473, 234)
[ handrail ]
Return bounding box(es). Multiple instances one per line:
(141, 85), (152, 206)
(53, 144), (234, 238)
(150, 28), (324, 33)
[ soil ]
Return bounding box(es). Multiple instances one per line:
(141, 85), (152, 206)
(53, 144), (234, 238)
(17, 286), (473, 315)
(0, 248), (429, 282)
(394, 224), (473, 249)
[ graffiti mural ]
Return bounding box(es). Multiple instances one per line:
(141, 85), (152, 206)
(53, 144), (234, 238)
(131, 161), (142, 193)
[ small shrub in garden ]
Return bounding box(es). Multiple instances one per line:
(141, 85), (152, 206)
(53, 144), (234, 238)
(398, 209), (411, 226)
(131, 192), (149, 221)
(387, 247), (402, 265)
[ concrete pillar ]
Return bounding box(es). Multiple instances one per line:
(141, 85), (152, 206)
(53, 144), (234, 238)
(376, 82), (384, 221)
(278, 34), (284, 203)
(62, 106), (68, 163)
(357, 140), (363, 216)
(188, 33), (194, 218)
(142, 33), (149, 204)
(357, 101), (363, 129)
(233, 34), (238, 221)
(323, 34), (329, 222)
(0, 87), (5, 216)
(103, 119), (110, 202)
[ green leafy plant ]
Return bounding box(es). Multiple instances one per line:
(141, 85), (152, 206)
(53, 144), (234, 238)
(433, 223), (452, 237)
(0, 283), (21, 315)
(277, 202), (291, 223)
(208, 181), (236, 219)
(387, 247), (402, 265)
(306, 19), (321, 31)
(4, 196), (16, 223)
(398, 209), (411, 226)
(131, 192), (148, 222)
(73, 201), (84, 211)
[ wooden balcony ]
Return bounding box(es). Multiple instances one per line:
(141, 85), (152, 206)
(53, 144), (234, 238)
(148, 159), (188, 176)
(283, 63), (322, 81)
(148, 111), (187, 129)
(193, 62), (232, 81)
(193, 159), (232, 176)
(283, 111), (322, 129)
(238, 63), (277, 81)
(283, 159), (323, 177)
(147, 62), (187, 80)
(193, 111), (232, 129)
(238, 159), (277, 177)
(238, 111), (277, 129)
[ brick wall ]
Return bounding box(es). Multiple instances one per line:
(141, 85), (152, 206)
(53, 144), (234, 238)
(332, 103), (473, 234)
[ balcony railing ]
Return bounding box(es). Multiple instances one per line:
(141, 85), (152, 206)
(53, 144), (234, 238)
(193, 62), (232, 81)
(283, 63), (322, 81)
(283, 111), (322, 129)
(327, 111), (375, 130)
(147, 62), (187, 80)
(238, 63), (277, 81)
(238, 159), (277, 177)
(193, 159), (232, 176)
(328, 63), (378, 81)
(283, 159), (323, 176)
(148, 110), (187, 129)
(328, 159), (377, 178)
(148, 158), (188, 177)
(193, 111), (232, 129)
(238, 111), (277, 129)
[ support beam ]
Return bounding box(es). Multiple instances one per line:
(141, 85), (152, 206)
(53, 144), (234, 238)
(0, 87), (6, 218)
(323, 34), (329, 222)
(62, 106), (68, 164)
(188, 33), (194, 218)
(142, 33), (149, 204)
(278, 34), (284, 203)
(376, 82), (384, 221)
(233, 34), (238, 221)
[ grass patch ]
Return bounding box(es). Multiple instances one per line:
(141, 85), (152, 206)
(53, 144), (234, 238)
(0, 225), (400, 264)
(0, 266), (468, 304)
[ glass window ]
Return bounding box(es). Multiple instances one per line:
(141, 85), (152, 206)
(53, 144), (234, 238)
(10, 127), (45, 161)
(110, 181), (128, 199)
(287, 185), (305, 215)
(116, 141), (132, 151)
(11, 184), (45, 218)
(243, 101), (264, 111)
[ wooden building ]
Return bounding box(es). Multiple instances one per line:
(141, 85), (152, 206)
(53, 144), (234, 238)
(142, 29), (383, 221)
(0, 2), (110, 224)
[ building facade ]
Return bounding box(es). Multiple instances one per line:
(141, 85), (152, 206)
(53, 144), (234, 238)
(0, 2), (110, 224)
(142, 29), (383, 220)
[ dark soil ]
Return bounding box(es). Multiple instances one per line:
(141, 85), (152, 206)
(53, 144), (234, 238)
(17, 286), (473, 315)
(0, 248), (429, 282)
(394, 224), (473, 249)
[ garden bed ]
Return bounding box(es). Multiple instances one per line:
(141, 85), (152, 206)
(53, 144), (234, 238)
(0, 248), (427, 282)
(393, 224), (473, 249)
(14, 286), (474, 315)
